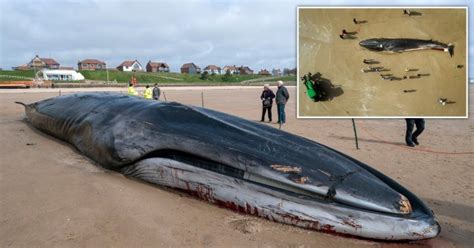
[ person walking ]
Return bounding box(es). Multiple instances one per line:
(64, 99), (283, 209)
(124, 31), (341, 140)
(152, 83), (161, 100)
(405, 118), (425, 147)
(275, 81), (289, 125)
(260, 84), (275, 122)
(143, 85), (153, 99)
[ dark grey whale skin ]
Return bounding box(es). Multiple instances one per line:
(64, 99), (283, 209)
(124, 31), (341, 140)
(19, 93), (437, 225)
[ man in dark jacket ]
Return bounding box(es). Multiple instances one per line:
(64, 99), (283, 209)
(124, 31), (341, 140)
(405, 118), (425, 147)
(260, 84), (275, 122)
(152, 83), (161, 100)
(275, 81), (289, 124)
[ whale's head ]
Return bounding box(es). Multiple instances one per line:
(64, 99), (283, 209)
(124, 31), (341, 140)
(359, 39), (385, 51)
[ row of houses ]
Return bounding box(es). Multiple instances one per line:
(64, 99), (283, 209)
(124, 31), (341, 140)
(13, 55), (296, 76)
(180, 63), (257, 75)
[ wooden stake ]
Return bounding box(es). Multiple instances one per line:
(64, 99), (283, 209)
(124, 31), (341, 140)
(352, 118), (359, 150)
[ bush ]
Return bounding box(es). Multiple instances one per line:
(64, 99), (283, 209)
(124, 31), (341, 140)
(222, 69), (232, 82)
(200, 71), (209, 80)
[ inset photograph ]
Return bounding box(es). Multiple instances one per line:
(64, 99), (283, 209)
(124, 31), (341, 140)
(297, 7), (467, 117)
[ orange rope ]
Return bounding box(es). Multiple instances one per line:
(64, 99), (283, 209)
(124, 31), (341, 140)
(358, 121), (474, 155)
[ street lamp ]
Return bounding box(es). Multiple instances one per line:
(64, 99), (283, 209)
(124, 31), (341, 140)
(106, 62), (109, 83)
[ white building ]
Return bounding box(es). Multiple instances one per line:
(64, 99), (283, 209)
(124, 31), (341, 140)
(272, 68), (282, 76)
(117, 60), (143, 72)
(222, 65), (238, 74)
(203, 65), (222, 74)
(37, 69), (85, 81)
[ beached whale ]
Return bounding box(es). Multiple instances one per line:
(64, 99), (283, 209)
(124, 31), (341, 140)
(17, 93), (440, 241)
(359, 38), (454, 57)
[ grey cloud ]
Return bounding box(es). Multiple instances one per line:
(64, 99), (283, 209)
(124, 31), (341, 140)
(0, 0), (472, 76)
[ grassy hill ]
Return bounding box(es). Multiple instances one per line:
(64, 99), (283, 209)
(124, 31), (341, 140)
(0, 70), (296, 84)
(0, 70), (36, 81)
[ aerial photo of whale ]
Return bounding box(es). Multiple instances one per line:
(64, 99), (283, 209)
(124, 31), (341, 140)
(298, 8), (466, 117)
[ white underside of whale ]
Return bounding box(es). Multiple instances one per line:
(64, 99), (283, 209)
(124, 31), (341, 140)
(121, 158), (440, 240)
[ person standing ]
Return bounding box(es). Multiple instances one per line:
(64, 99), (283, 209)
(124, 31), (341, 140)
(143, 85), (153, 99)
(275, 81), (289, 125)
(128, 83), (138, 96)
(153, 83), (161, 100)
(260, 84), (275, 122)
(405, 118), (425, 147)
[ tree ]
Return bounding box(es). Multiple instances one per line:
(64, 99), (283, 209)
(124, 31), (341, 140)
(222, 69), (232, 82)
(200, 71), (209, 80)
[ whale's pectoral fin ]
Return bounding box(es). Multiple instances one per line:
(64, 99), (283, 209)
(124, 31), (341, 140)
(392, 48), (404, 53)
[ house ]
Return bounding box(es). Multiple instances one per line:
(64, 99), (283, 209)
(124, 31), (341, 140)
(222, 65), (238, 74)
(180, 63), (201, 74)
(117, 60), (143, 72)
(78, 59), (106, 70)
(12, 64), (30, 71)
(203, 65), (221, 74)
(146, 61), (170, 73)
(27, 55), (60, 69)
(258, 69), (271, 76)
(283, 68), (297, 75)
(238, 65), (253, 75)
(272, 68), (282, 77)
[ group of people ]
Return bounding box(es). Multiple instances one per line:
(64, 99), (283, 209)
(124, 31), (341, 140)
(259, 80), (290, 125)
(128, 83), (161, 100)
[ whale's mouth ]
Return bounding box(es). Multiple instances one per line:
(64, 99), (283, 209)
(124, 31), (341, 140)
(129, 149), (414, 217)
(138, 149), (330, 201)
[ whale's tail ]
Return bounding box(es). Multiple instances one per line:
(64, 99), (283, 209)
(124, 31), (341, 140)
(447, 44), (454, 57)
(14, 101), (27, 107)
(14, 101), (30, 112)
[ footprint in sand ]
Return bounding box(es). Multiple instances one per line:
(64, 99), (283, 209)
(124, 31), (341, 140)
(227, 218), (262, 234)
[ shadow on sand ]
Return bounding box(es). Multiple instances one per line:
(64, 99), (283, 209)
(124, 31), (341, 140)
(423, 198), (474, 247)
(425, 198), (474, 224)
(340, 35), (358, 40)
(310, 72), (344, 101)
(405, 10), (423, 16)
(353, 19), (368, 24)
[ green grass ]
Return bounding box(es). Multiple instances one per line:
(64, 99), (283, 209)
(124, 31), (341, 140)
(79, 70), (291, 83)
(0, 70), (35, 81)
(0, 70), (296, 84)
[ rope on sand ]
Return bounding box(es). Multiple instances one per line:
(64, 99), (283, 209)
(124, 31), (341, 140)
(358, 121), (474, 155)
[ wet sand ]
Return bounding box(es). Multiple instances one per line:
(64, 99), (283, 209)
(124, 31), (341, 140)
(298, 8), (467, 117)
(0, 86), (473, 247)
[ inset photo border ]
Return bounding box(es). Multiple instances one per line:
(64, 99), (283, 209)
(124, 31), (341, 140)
(297, 7), (468, 118)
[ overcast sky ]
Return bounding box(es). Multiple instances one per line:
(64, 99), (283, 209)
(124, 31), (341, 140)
(0, 0), (472, 75)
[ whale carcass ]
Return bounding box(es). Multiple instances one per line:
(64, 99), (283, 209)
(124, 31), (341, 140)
(359, 38), (454, 57)
(17, 93), (440, 240)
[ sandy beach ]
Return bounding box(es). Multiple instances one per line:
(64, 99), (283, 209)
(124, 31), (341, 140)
(298, 8), (467, 117)
(0, 85), (473, 247)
